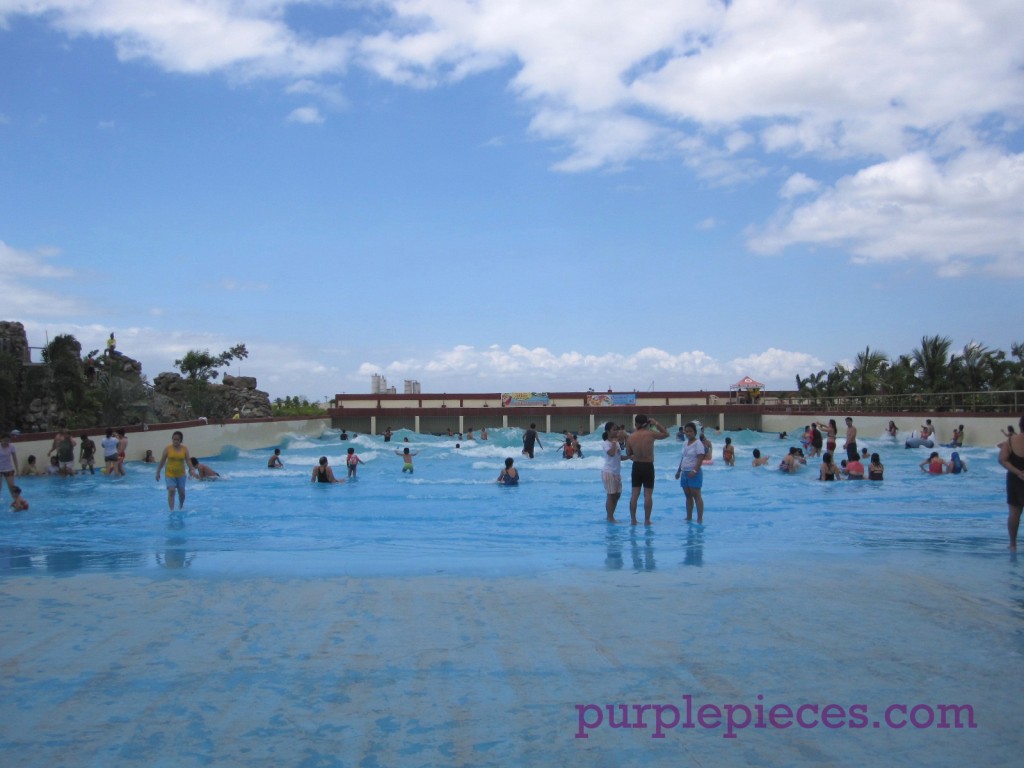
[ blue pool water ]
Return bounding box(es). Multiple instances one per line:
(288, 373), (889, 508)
(2, 426), (1022, 767)
(0, 427), (1009, 576)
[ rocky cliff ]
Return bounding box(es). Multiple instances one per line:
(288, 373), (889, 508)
(0, 321), (272, 432)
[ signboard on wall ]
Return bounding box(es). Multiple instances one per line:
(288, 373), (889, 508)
(501, 392), (550, 407)
(585, 393), (637, 407)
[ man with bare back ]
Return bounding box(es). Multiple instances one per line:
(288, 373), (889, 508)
(625, 414), (669, 525)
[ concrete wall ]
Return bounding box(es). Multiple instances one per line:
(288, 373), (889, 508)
(8, 417), (330, 465)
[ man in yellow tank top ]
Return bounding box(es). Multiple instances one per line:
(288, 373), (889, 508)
(156, 431), (198, 511)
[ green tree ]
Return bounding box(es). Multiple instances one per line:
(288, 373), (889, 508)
(174, 343), (249, 382)
(880, 354), (916, 396)
(42, 334), (87, 418)
(173, 343), (249, 418)
(910, 335), (954, 393)
(955, 341), (998, 392)
(849, 346), (889, 397)
(91, 372), (152, 426)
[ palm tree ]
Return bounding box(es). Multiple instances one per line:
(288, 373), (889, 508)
(849, 346), (889, 397)
(956, 341), (998, 392)
(910, 335), (954, 393)
(796, 370), (827, 403)
(880, 354), (916, 398)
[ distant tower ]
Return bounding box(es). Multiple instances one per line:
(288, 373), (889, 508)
(404, 379), (421, 395)
(371, 373), (388, 394)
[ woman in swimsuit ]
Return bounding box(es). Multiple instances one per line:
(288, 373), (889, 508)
(886, 421), (898, 438)
(999, 415), (1024, 549)
(823, 419), (838, 455)
(819, 452), (840, 481)
(722, 437), (735, 466)
(868, 453), (884, 481)
(496, 457), (519, 485)
(311, 456), (342, 484)
(919, 452), (945, 475)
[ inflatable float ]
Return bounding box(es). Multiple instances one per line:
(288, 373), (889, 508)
(904, 437), (935, 449)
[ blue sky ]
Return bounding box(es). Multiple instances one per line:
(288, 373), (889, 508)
(2, 0), (1022, 401)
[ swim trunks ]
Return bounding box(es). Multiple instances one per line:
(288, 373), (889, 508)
(631, 461), (655, 489)
(403, 463), (414, 474)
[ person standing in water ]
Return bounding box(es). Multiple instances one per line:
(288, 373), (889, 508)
(156, 431), (198, 511)
(600, 421), (627, 522)
(675, 422), (706, 523)
(396, 447), (418, 474)
(625, 414), (669, 525)
(345, 447), (365, 478)
(999, 415), (1024, 550)
(0, 433), (20, 500)
(522, 424), (542, 458)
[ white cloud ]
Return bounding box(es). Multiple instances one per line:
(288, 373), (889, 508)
(749, 150), (1024, 276)
(354, 344), (817, 392)
(285, 79), (346, 109)
(0, 240), (86, 315)
(7, 0), (354, 78)
(4, 1), (1023, 270)
(727, 348), (825, 381)
(780, 172), (821, 199)
(286, 105), (324, 124)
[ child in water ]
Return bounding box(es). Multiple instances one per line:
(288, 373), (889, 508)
(395, 447), (418, 474)
(9, 485), (28, 511)
(346, 447), (365, 478)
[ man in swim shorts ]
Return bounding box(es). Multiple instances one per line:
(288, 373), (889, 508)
(844, 417), (858, 462)
(625, 414), (669, 525)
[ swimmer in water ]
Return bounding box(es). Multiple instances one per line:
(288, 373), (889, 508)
(311, 456), (343, 484)
(190, 457), (220, 480)
(496, 457), (519, 485)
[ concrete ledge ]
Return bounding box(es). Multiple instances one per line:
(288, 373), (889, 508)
(7, 416), (330, 463)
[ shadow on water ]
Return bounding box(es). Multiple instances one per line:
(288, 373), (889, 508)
(603, 524), (657, 572)
(683, 522), (704, 567)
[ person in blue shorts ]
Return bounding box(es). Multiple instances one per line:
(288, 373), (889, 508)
(675, 422), (706, 523)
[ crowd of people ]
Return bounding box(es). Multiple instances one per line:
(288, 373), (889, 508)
(4, 413), (1023, 550)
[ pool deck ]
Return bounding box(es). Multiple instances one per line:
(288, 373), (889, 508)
(1, 555), (1020, 767)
